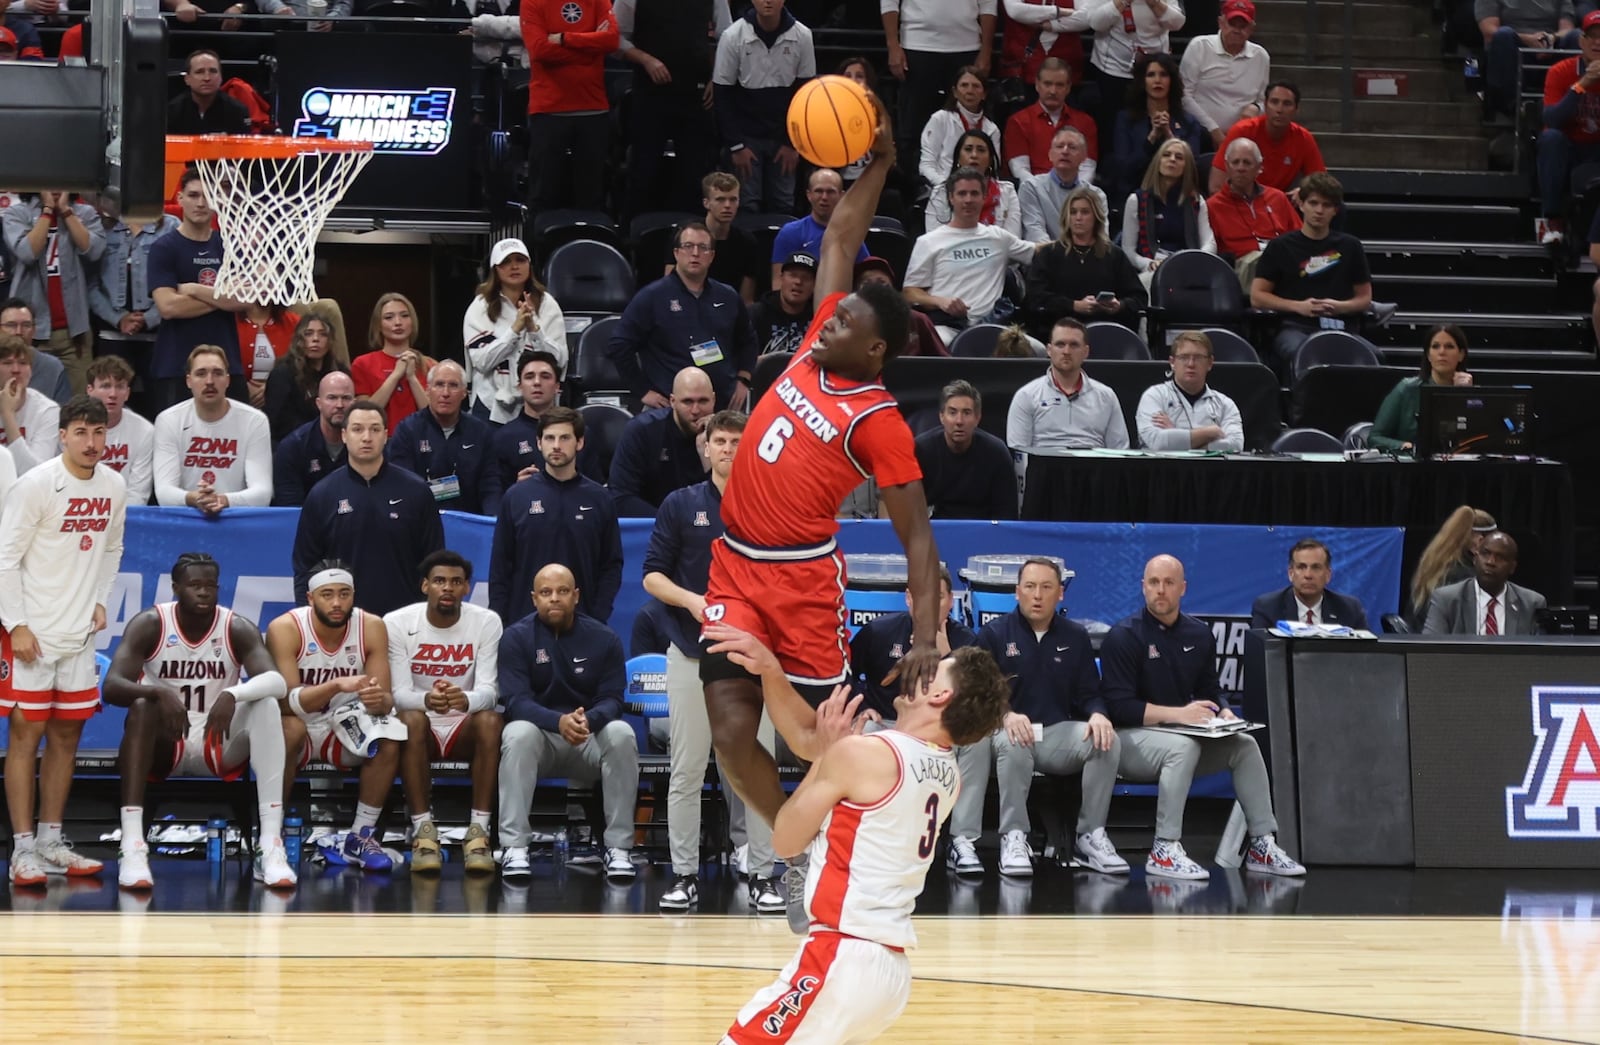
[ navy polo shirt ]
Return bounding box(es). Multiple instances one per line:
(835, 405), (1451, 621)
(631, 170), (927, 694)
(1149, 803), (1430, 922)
(849, 609), (977, 720)
(1099, 608), (1226, 727)
(388, 408), (498, 515)
(975, 608), (1106, 727)
(488, 469), (623, 625)
(272, 419), (343, 507)
(641, 479), (725, 657)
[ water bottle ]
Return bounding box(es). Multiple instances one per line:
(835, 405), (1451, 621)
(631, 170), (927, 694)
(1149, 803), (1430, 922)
(206, 817), (228, 866)
(283, 814), (304, 866)
(554, 827), (568, 861)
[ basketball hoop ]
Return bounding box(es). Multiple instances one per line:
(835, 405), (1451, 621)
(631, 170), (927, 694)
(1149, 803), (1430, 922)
(165, 135), (376, 306)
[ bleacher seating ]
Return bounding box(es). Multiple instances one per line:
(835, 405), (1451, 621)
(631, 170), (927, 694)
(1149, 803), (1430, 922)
(1086, 322), (1153, 360)
(545, 240), (636, 316)
(1291, 331), (1383, 384)
(949, 323), (1007, 358)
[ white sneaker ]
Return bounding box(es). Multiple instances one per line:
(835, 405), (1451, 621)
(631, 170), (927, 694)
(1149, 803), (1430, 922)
(35, 839), (103, 877)
(500, 846), (531, 880)
(118, 842), (154, 890)
(946, 836), (983, 877)
(998, 830), (1033, 878)
(8, 849), (45, 887)
(659, 874), (699, 911)
(1245, 834), (1307, 877)
(1146, 838), (1209, 880)
(749, 876), (784, 914)
(604, 847), (636, 880)
(1073, 828), (1130, 875)
(733, 843), (749, 879)
(254, 842), (298, 889)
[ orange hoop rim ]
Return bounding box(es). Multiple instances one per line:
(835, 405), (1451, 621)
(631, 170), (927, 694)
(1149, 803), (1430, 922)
(165, 134), (375, 162)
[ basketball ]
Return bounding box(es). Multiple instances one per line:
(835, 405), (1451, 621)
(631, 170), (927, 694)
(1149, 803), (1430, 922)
(787, 75), (876, 169)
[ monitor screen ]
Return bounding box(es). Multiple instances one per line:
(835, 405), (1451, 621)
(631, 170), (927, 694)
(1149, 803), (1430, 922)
(1416, 384), (1532, 457)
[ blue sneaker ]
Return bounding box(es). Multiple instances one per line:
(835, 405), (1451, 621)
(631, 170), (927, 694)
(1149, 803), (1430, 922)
(341, 827), (394, 872)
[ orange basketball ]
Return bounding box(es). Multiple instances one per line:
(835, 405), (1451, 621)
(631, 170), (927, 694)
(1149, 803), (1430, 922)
(787, 75), (876, 169)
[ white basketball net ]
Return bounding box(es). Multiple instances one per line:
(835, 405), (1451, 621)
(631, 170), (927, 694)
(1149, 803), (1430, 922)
(191, 146), (374, 306)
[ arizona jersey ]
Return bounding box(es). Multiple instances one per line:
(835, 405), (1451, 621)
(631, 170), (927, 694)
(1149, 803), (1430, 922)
(722, 292), (921, 549)
(287, 605), (368, 724)
(803, 730), (959, 950)
(383, 601), (503, 714)
(140, 602), (241, 713)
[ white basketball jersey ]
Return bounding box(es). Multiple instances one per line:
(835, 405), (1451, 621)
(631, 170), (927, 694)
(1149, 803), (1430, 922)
(139, 602), (241, 714)
(804, 730), (960, 950)
(289, 605), (367, 724)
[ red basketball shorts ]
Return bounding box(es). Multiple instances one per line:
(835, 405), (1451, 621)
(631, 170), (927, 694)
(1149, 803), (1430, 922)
(704, 538), (851, 688)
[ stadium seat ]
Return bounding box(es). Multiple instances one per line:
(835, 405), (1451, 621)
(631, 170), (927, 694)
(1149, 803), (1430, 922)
(904, 406), (942, 436)
(1343, 421), (1374, 450)
(1202, 327), (1260, 364)
(573, 316), (631, 408)
(1147, 249), (1244, 341)
(948, 323), (1007, 358)
(1290, 330), (1381, 384)
(628, 210), (695, 278)
(1271, 427), (1346, 454)
(546, 240), (636, 315)
(1085, 322), (1152, 360)
(529, 210), (622, 271)
(864, 222), (913, 285)
(577, 403), (634, 480)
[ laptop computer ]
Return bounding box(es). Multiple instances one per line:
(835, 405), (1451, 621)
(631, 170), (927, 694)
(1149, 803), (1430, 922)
(1415, 385), (1533, 457)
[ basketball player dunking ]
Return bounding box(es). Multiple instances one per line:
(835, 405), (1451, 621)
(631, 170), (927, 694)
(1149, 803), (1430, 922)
(701, 95), (946, 929)
(707, 624), (1010, 1044)
(103, 553), (295, 891)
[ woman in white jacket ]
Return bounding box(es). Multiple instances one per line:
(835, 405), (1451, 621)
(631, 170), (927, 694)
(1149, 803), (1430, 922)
(918, 66), (1001, 190)
(461, 237), (567, 424)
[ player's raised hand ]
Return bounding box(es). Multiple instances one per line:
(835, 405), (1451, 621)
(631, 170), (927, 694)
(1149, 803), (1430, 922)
(814, 686), (867, 751)
(884, 643), (940, 701)
(703, 622), (780, 676)
(205, 690), (237, 748)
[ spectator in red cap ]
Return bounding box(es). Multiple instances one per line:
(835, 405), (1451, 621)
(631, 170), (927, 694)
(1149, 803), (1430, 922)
(1179, 0), (1271, 148)
(1208, 80), (1325, 202)
(1537, 10), (1600, 245)
(1480, 0), (1579, 122)
(854, 257), (948, 356)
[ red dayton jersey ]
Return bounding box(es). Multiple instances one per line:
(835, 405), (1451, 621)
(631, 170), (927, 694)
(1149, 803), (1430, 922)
(722, 293), (922, 548)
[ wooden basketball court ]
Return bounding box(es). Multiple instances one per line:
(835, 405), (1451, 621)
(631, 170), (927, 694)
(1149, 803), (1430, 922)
(4, 909), (1595, 1042)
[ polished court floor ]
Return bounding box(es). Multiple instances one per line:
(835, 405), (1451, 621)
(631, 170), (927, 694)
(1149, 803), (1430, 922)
(2, 848), (1597, 1044)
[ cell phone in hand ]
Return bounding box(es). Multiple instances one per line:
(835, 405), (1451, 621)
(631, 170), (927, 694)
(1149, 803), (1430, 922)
(1096, 291), (1116, 305)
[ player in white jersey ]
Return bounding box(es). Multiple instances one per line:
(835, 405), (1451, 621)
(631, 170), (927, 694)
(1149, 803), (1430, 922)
(86, 354), (154, 504)
(384, 550), (503, 875)
(0, 395), (128, 887)
(152, 344), (273, 512)
(266, 559), (401, 871)
(102, 553), (296, 890)
(706, 623), (1009, 1045)
(0, 333), (61, 472)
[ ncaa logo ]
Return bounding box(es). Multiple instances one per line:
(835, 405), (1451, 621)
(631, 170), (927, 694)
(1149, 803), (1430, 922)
(560, 1), (581, 22)
(1506, 686), (1600, 838)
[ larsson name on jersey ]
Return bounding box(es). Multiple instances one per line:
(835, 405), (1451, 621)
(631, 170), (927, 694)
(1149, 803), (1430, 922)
(61, 497), (113, 532)
(908, 753), (957, 791)
(157, 659), (230, 681)
(773, 377), (840, 442)
(185, 436), (238, 469)
(411, 643), (474, 678)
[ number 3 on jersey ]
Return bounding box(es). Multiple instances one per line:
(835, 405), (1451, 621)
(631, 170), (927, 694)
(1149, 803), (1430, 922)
(757, 417), (795, 463)
(917, 794), (939, 859)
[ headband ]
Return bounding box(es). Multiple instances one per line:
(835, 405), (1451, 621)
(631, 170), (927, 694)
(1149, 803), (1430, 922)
(309, 568), (355, 593)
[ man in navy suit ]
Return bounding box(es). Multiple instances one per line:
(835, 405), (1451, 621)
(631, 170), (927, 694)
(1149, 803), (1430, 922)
(1250, 539), (1369, 629)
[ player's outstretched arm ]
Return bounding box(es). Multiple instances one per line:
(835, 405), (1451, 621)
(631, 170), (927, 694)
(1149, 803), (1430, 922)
(814, 93), (896, 301)
(879, 479), (943, 697)
(771, 734), (897, 859)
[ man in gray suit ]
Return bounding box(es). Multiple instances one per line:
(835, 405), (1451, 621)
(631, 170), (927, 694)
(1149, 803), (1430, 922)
(1422, 532), (1546, 636)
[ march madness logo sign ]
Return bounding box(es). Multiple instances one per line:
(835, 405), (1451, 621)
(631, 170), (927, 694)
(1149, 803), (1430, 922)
(1505, 686), (1600, 839)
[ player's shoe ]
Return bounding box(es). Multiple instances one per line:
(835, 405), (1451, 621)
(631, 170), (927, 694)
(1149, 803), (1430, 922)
(461, 824), (495, 875)
(8, 849), (46, 887)
(1073, 828), (1130, 875)
(500, 846), (531, 880)
(410, 820), (443, 874)
(749, 876), (785, 914)
(945, 836), (983, 877)
(254, 842), (298, 890)
(341, 827), (394, 872)
(998, 830), (1033, 878)
(35, 839), (104, 877)
(1245, 834), (1306, 877)
(117, 842), (154, 890)
(604, 847), (636, 881)
(1145, 838), (1209, 881)
(781, 853), (810, 935)
(659, 874), (699, 911)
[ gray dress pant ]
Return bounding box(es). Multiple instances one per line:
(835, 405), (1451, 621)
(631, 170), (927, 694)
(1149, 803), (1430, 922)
(499, 718), (640, 850)
(1117, 728), (1278, 841)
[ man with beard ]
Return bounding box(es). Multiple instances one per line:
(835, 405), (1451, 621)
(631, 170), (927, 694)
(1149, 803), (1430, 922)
(385, 550), (504, 875)
(608, 366), (717, 517)
(751, 253), (817, 357)
(272, 372), (355, 506)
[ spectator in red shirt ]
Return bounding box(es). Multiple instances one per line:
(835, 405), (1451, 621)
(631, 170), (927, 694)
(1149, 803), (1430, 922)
(520, 0), (620, 213)
(1206, 137), (1300, 290)
(999, 0), (1089, 85)
(1537, 11), (1600, 244)
(1003, 57), (1098, 181)
(1208, 81), (1325, 202)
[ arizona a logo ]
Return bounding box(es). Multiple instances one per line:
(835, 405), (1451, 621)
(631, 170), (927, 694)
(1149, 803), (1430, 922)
(1505, 686), (1600, 838)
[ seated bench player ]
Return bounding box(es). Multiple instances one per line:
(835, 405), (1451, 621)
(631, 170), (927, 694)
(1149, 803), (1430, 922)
(385, 550), (503, 875)
(266, 560), (403, 871)
(103, 552), (296, 890)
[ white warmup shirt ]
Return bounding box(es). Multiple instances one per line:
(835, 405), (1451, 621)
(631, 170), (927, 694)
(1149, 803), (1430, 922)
(384, 601), (502, 714)
(1, 387), (60, 473)
(1134, 380), (1244, 452)
(1179, 33), (1271, 135)
(881, 0), (997, 53)
(152, 399), (274, 507)
(0, 455), (127, 652)
(102, 410), (155, 504)
(1087, 0), (1186, 78)
(1006, 370), (1130, 451)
